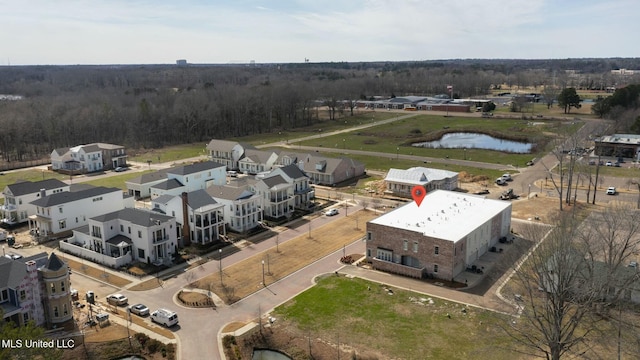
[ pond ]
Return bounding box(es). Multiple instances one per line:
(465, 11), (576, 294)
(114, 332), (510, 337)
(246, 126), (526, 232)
(412, 132), (532, 153)
(252, 349), (293, 360)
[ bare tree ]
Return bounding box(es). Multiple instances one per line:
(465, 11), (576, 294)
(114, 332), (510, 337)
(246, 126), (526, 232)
(507, 207), (640, 360)
(507, 214), (601, 360)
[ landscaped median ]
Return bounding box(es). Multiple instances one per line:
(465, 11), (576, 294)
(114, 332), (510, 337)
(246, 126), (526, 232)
(189, 209), (377, 303)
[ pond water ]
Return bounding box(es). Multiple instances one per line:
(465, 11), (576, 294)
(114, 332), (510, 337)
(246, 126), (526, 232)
(412, 132), (532, 153)
(252, 349), (293, 360)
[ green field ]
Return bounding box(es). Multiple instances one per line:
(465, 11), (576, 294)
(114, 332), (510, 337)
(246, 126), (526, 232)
(233, 111), (399, 146)
(297, 115), (576, 167)
(82, 170), (155, 190)
(0, 170), (67, 194)
(273, 276), (519, 359)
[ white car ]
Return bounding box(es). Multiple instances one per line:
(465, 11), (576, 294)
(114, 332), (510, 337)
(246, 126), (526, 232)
(495, 178), (506, 185)
(501, 174), (512, 181)
(606, 187), (616, 195)
(605, 161), (613, 166)
(106, 293), (128, 306)
(325, 208), (339, 216)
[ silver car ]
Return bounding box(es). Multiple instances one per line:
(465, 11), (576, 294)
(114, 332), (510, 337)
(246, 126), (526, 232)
(128, 303), (149, 316)
(106, 293), (128, 306)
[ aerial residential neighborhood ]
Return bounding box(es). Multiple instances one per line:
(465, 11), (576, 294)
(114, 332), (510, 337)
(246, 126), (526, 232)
(3, 55), (640, 360)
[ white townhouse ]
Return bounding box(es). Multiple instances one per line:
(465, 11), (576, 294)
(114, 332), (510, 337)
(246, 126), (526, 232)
(61, 208), (178, 268)
(251, 175), (295, 220)
(129, 161), (226, 200)
(238, 149), (279, 175)
(1, 179), (69, 226)
(152, 190), (226, 246)
(267, 164), (314, 209)
(206, 182), (262, 233)
(206, 139), (256, 170)
(30, 186), (133, 237)
(384, 167), (459, 198)
(126, 168), (172, 199)
(51, 143), (127, 172)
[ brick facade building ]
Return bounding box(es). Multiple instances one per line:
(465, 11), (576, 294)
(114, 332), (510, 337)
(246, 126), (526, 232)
(365, 190), (511, 281)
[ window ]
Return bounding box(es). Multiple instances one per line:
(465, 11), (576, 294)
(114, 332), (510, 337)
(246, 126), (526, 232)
(413, 241), (418, 253)
(434, 264), (439, 273)
(1, 289), (8, 302)
(138, 249), (145, 259)
(23, 313), (29, 323)
(20, 290), (26, 301)
(60, 281), (65, 292)
(75, 217), (78, 223)
(54, 306), (59, 317)
(59, 207), (63, 213)
(128, 226), (131, 234)
(367, 232), (372, 241)
(120, 225), (124, 232)
(403, 240), (408, 251)
(50, 283), (56, 293)
(59, 220), (66, 229)
(63, 304), (68, 316)
(376, 249), (393, 262)
(138, 230), (142, 238)
(435, 246), (439, 255)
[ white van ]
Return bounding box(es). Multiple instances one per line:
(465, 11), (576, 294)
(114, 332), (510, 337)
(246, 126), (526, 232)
(227, 171), (238, 177)
(151, 308), (179, 327)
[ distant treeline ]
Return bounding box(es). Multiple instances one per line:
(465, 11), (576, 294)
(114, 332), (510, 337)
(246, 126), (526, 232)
(0, 58), (639, 162)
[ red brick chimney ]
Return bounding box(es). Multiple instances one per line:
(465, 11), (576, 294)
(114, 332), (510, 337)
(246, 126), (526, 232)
(181, 192), (191, 247)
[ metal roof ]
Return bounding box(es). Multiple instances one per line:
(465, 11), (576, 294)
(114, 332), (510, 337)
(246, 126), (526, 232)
(369, 190), (511, 242)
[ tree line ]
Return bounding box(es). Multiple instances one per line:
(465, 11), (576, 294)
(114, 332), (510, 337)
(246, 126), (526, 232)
(0, 59), (639, 162)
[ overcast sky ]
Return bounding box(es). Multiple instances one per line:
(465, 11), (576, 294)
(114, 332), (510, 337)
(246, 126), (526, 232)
(2, 0), (639, 65)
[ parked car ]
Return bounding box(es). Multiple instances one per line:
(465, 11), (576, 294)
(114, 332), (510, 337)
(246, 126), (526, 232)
(106, 294), (128, 306)
(501, 174), (512, 181)
(526, 160), (535, 166)
(606, 186), (616, 195)
(475, 189), (490, 195)
(495, 178), (506, 185)
(151, 308), (179, 327)
(128, 303), (149, 316)
(605, 161), (613, 166)
(4, 252), (22, 260)
(325, 208), (339, 216)
(628, 261), (637, 268)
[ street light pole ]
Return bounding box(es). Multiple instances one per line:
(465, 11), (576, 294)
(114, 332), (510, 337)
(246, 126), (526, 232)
(261, 260), (266, 286)
(219, 249), (223, 285)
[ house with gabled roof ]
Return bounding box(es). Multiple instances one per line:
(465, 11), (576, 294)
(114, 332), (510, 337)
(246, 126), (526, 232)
(60, 208), (178, 267)
(262, 164), (314, 210)
(300, 154), (365, 186)
(1, 252), (72, 328)
(126, 161), (225, 200)
(50, 143), (127, 173)
(238, 149), (279, 175)
(151, 190), (226, 246)
(385, 167), (458, 198)
(30, 186), (132, 238)
(206, 139), (256, 170)
(206, 181), (262, 233)
(1, 179), (69, 226)
(251, 175), (295, 220)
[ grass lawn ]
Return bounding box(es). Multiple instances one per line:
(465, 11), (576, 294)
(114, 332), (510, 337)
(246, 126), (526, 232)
(82, 170), (154, 190)
(128, 143), (206, 163)
(63, 256), (132, 288)
(233, 111), (399, 146)
(191, 210), (378, 303)
(271, 276), (519, 360)
(299, 115), (574, 166)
